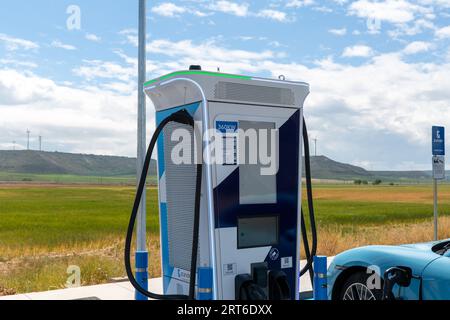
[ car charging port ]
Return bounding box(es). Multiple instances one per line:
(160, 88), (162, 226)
(382, 266), (412, 300)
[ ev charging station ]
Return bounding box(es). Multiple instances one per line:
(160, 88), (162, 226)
(125, 67), (321, 301)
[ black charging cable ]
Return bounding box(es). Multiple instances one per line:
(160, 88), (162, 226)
(299, 118), (318, 286)
(124, 109), (202, 300)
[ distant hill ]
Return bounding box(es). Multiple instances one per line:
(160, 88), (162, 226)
(305, 156), (447, 181)
(0, 150), (445, 182)
(370, 170), (432, 181)
(0, 150), (157, 177)
(305, 156), (372, 180)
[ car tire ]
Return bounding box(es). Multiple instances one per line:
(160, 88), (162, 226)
(339, 271), (383, 301)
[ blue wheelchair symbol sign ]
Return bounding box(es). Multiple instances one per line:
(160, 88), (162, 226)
(432, 126), (445, 156)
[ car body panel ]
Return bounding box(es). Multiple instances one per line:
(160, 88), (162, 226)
(422, 258), (450, 300)
(327, 239), (449, 300)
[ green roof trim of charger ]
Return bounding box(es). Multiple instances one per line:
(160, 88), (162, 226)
(144, 70), (252, 87)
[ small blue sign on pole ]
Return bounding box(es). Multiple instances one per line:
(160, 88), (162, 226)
(432, 126), (445, 156)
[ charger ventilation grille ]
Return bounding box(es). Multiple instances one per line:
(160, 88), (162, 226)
(163, 122), (199, 273)
(214, 81), (296, 106)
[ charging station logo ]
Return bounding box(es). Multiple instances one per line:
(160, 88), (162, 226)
(269, 248), (280, 261)
(216, 121), (238, 134)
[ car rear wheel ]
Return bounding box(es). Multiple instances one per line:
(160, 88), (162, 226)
(339, 272), (382, 301)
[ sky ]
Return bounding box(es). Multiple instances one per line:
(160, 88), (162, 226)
(0, 0), (449, 170)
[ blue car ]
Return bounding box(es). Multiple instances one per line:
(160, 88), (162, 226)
(327, 239), (450, 300)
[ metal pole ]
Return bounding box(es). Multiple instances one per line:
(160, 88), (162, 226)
(433, 178), (438, 241)
(135, 0), (148, 301)
(314, 138), (317, 157)
(27, 130), (30, 150)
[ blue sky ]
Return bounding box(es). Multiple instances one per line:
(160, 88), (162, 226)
(0, 0), (449, 170)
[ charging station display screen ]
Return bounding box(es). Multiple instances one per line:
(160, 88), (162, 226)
(237, 216), (279, 249)
(239, 121), (277, 205)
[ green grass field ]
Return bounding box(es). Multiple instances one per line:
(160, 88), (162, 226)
(0, 183), (449, 295)
(0, 186), (161, 250)
(0, 171), (158, 185)
(312, 184), (450, 225)
(1, 184), (449, 249)
(0, 185), (159, 294)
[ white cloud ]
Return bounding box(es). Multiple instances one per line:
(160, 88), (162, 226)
(73, 60), (135, 83)
(388, 18), (435, 38)
(72, 51), (181, 95)
(51, 40), (77, 51)
(342, 45), (374, 57)
(70, 51), (138, 96)
(0, 33), (39, 51)
(209, 1), (249, 17)
(262, 55), (450, 169)
(237, 36), (254, 41)
(0, 68), (138, 156)
(349, 0), (432, 24)
(3, 36), (450, 169)
(118, 29), (138, 47)
(256, 9), (289, 22)
(118, 28), (137, 35)
(313, 6), (333, 13)
(133, 39), (450, 169)
(85, 33), (101, 42)
(145, 39), (282, 68)
(328, 28), (347, 36)
(422, 0), (450, 8)
(332, 0), (348, 4)
(436, 25), (450, 39)
(151, 2), (187, 17)
(286, 0), (315, 8)
(269, 41), (283, 47)
(402, 41), (433, 54)
(191, 9), (210, 17)
(151, 2), (210, 18)
(149, 1), (290, 22)
(0, 59), (38, 69)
